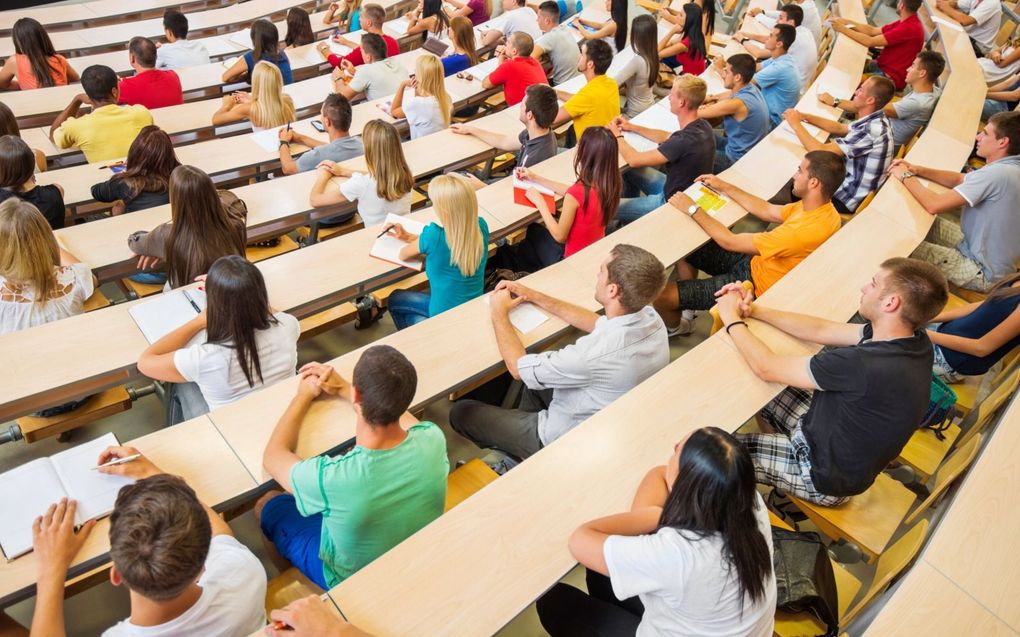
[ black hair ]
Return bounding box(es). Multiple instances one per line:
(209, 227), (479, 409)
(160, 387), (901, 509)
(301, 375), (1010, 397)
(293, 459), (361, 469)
(524, 84), (559, 128)
(163, 9), (189, 39)
(680, 3), (707, 62)
(352, 345), (418, 425)
(774, 23), (796, 51)
(538, 0), (560, 20)
(12, 18), (59, 89)
(727, 53), (757, 84)
(322, 93), (353, 131)
(630, 15), (660, 88)
(780, 3), (803, 26)
(80, 65), (119, 102)
(609, 0), (628, 53)
(583, 39), (613, 75)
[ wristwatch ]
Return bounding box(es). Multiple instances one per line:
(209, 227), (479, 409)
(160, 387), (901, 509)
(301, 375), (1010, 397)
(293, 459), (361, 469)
(832, 97), (841, 109)
(687, 204), (701, 216)
(898, 170), (916, 182)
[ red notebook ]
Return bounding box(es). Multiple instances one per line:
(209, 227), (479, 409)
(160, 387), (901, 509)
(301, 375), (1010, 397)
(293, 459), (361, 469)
(512, 177), (556, 211)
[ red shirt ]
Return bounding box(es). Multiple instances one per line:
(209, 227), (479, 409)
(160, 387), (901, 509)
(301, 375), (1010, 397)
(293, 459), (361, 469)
(118, 69), (183, 110)
(487, 56), (548, 106)
(670, 38), (707, 76)
(876, 14), (924, 89)
(564, 181), (606, 257)
(327, 34), (400, 68)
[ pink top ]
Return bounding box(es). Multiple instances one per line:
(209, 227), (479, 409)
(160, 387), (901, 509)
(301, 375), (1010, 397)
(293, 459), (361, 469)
(564, 181), (606, 257)
(15, 53), (70, 90)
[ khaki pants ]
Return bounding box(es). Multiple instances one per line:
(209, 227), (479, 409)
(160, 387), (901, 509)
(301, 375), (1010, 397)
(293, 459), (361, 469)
(910, 217), (991, 292)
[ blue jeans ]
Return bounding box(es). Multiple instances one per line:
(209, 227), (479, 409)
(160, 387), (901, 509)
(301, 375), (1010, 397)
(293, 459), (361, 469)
(713, 132), (733, 173)
(864, 60), (887, 78)
(617, 168), (667, 225)
(388, 290), (431, 330)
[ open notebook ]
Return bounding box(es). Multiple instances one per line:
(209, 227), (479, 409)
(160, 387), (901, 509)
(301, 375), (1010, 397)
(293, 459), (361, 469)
(512, 176), (556, 211)
(369, 214), (428, 270)
(684, 182), (730, 215)
(0, 433), (134, 561)
(128, 288), (207, 345)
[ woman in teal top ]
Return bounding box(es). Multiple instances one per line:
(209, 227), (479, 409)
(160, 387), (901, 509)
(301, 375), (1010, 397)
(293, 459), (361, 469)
(386, 174), (489, 329)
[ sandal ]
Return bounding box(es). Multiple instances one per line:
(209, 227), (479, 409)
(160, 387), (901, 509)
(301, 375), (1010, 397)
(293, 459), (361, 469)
(353, 294), (386, 330)
(250, 237), (282, 248)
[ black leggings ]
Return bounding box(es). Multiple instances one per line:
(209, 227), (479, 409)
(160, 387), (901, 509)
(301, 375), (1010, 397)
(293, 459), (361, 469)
(537, 570), (644, 637)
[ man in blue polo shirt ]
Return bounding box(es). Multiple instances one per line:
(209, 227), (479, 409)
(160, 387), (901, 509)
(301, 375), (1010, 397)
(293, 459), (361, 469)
(754, 24), (801, 128)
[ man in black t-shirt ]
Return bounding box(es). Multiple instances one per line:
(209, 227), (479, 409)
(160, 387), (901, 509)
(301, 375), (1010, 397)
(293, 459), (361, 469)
(715, 257), (948, 505)
(610, 74), (716, 226)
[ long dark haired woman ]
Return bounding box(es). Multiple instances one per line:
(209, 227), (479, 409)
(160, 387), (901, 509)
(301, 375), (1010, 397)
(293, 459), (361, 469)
(91, 126), (181, 214)
(616, 15), (659, 117)
(659, 3), (708, 75)
(571, 0), (628, 53)
(284, 7), (315, 48)
(0, 135), (65, 229)
(137, 255), (299, 424)
(405, 0), (450, 41)
(0, 18), (79, 90)
(223, 19), (294, 84)
(127, 165), (247, 289)
(537, 427), (776, 636)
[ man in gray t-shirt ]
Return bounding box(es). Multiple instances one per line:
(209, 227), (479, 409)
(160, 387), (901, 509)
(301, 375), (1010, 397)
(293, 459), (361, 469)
(891, 111), (1020, 292)
(533, 2), (581, 86)
(278, 94), (365, 175)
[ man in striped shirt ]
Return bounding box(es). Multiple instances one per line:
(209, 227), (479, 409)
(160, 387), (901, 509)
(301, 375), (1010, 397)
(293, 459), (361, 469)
(781, 76), (896, 214)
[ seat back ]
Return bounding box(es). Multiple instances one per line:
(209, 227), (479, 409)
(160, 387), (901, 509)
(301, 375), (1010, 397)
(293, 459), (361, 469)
(956, 366), (1020, 449)
(904, 433), (983, 526)
(841, 520), (929, 623)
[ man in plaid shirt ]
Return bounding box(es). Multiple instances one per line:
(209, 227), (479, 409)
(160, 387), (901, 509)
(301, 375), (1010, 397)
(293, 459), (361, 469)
(781, 76), (896, 214)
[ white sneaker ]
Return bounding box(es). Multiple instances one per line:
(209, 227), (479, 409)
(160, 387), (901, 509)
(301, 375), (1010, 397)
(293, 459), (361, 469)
(666, 317), (694, 337)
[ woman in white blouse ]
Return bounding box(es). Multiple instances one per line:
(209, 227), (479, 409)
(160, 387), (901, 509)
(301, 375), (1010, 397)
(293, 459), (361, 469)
(390, 55), (453, 139)
(615, 15), (659, 118)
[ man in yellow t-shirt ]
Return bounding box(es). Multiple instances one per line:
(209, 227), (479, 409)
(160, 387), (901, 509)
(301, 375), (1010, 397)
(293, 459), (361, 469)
(552, 39), (620, 142)
(50, 65), (153, 164)
(652, 150), (845, 336)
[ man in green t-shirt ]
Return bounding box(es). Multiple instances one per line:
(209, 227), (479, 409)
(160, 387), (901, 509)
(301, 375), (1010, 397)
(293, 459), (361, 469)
(257, 345), (449, 589)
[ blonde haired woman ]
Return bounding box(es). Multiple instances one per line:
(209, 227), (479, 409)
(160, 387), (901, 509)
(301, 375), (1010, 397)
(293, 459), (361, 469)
(309, 119), (414, 227)
(386, 174), (488, 329)
(212, 61), (296, 130)
(390, 55), (453, 139)
(0, 198), (96, 334)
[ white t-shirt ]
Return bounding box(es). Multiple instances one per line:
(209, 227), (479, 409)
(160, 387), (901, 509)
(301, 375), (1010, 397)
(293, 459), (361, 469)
(173, 311), (300, 411)
(501, 7), (542, 39)
(339, 171), (413, 227)
(155, 39), (211, 70)
(763, 1), (821, 45)
(979, 46), (1020, 83)
(103, 535), (267, 637)
(603, 493), (777, 637)
(0, 263), (94, 335)
(959, 0), (1003, 53)
(348, 58), (408, 101)
(788, 25), (817, 89)
(402, 93), (447, 139)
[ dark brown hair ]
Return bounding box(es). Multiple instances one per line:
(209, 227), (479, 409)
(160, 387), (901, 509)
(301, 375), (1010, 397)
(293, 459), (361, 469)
(166, 165), (246, 288)
(879, 257), (949, 329)
(12, 18), (59, 89)
(353, 345), (417, 425)
(523, 84), (558, 128)
(129, 36), (158, 68)
(0, 102), (20, 138)
(573, 127), (621, 227)
(109, 474), (211, 601)
(990, 111), (1020, 155)
(114, 126), (181, 199)
(0, 136), (35, 192)
(449, 16), (480, 65)
(803, 150), (845, 200)
(251, 19), (282, 63)
(630, 15), (659, 88)
(285, 7), (315, 47)
(607, 244), (667, 312)
(205, 255), (278, 388)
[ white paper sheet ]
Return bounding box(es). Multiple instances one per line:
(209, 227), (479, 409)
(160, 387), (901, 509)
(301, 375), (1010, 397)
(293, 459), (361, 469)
(251, 127), (283, 153)
(483, 294), (550, 333)
(53, 433), (135, 524)
(128, 288), (207, 345)
(369, 213), (428, 270)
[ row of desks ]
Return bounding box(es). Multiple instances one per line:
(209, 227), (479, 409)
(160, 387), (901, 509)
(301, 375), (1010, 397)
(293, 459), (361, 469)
(0, 0), (240, 34)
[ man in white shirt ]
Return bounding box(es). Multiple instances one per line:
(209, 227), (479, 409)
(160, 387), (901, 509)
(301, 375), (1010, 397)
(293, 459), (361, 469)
(737, 3), (817, 89)
(155, 9), (211, 70)
(334, 33), (408, 101)
(748, 0), (821, 44)
(533, 1), (581, 85)
(450, 244), (670, 461)
(27, 447), (266, 637)
(481, 0), (542, 46)
(935, 0), (1002, 54)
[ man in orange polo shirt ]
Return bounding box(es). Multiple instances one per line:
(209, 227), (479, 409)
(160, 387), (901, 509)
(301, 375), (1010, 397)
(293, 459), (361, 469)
(653, 150), (845, 336)
(483, 32), (549, 105)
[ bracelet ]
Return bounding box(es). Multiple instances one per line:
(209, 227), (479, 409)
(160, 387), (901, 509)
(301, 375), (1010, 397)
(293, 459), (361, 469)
(279, 140), (290, 148)
(724, 320), (748, 335)
(615, 134), (624, 139)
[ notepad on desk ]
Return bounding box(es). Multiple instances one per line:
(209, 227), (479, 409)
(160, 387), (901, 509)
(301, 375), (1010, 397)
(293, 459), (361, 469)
(251, 128), (283, 153)
(369, 214), (427, 270)
(776, 120), (823, 141)
(0, 432), (134, 561)
(684, 182), (730, 215)
(483, 294), (550, 334)
(128, 288), (207, 344)
(513, 176), (556, 211)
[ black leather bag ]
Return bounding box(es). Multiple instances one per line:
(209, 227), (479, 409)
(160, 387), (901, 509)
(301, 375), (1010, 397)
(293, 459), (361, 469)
(771, 527), (840, 637)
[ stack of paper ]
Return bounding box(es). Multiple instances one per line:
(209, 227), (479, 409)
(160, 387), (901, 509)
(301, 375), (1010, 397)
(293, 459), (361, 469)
(369, 214), (427, 270)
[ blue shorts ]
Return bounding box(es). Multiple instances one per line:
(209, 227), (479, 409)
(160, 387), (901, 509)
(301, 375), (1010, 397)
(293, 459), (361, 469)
(260, 494), (329, 590)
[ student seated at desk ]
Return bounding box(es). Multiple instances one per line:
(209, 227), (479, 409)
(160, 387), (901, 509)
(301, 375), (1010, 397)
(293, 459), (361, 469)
(0, 18), (79, 90)
(828, 0), (924, 91)
(569, 0), (628, 54)
(481, 0), (542, 47)
(500, 126), (621, 271)
(935, 0), (1002, 56)
(612, 74), (715, 224)
(91, 126), (181, 215)
(928, 272), (1020, 383)
(615, 15), (658, 118)
(0, 199), (95, 334)
(537, 427), (776, 637)
(819, 51), (943, 151)
(390, 55), (453, 139)
(128, 165), (247, 289)
(333, 33), (408, 102)
(735, 4), (816, 90)
(279, 94), (365, 176)
(553, 39), (621, 142)
(385, 175), (488, 329)
(753, 24), (801, 129)
(212, 62), (296, 130)
(0, 103), (46, 173)
(309, 119), (414, 227)
(980, 35), (1020, 86)
(483, 32), (550, 106)
(658, 3), (707, 77)
(26, 449), (266, 637)
(783, 75), (896, 215)
(653, 151), (843, 336)
(660, 0), (715, 40)
(889, 112), (1020, 293)
(257, 346), (449, 589)
(318, 4), (400, 69)
(450, 244), (669, 461)
(223, 19), (294, 85)
(983, 72), (1020, 120)
(156, 9), (211, 70)
(0, 136), (65, 230)
(265, 595), (373, 637)
(748, 0), (821, 44)
(138, 255), (299, 424)
(533, 1), (581, 86)
(50, 65), (154, 164)
(119, 36), (183, 110)
(324, 0), (360, 29)
(405, 0), (450, 41)
(285, 8), (316, 49)
(717, 258), (948, 505)
(442, 16), (482, 76)
(445, 0), (492, 25)
(700, 54), (769, 173)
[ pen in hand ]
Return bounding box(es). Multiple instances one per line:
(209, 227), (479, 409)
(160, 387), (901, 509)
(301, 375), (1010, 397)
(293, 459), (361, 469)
(376, 224), (394, 238)
(91, 454), (141, 471)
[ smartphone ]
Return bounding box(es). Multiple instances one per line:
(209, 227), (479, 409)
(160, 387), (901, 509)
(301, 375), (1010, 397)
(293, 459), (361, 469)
(311, 120), (326, 133)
